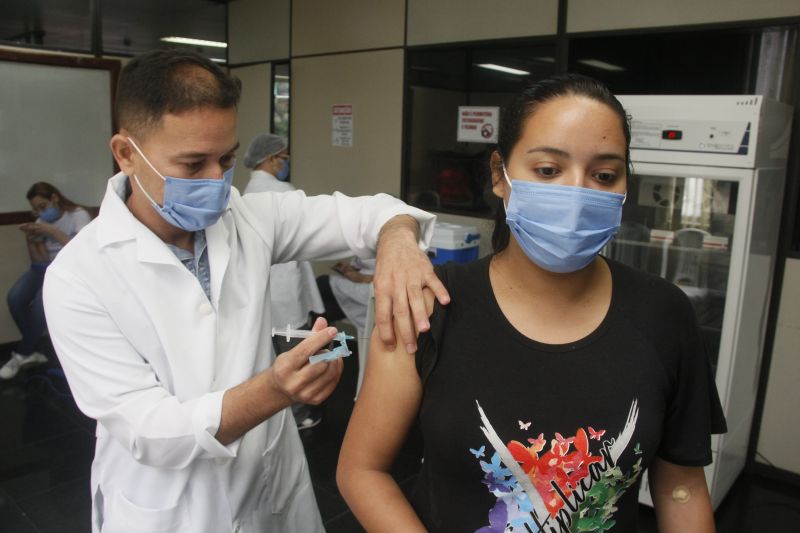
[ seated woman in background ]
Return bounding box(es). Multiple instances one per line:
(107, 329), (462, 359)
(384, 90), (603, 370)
(1, 182), (91, 379)
(337, 74), (726, 532)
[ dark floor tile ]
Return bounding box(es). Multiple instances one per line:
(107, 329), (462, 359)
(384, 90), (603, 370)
(0, 429), (95, 501)
(714, 472), (800, 533)
(299, 421), (346, 455)
(17, 477), (91, 533)
(323, 509), (366, 533)
(314, 483), (349, 523)
(307, 443), (341, 495)
(0, 486), (39, 533)
(0, 382), (78, 455)
(42, 388), (96, 436)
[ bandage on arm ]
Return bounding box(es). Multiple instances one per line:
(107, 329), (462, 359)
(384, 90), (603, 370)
(648, 458), (716, 533)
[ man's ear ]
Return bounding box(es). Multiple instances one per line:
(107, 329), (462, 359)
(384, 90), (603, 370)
(490, 151), (508, 199)
(110, 131), (135, 176)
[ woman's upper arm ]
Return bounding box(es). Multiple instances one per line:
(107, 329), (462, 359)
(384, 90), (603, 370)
(338, 288), (436, 473)
(649, 458), (715, 533)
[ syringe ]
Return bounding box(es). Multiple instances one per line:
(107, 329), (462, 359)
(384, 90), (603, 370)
(272, 325), (312, 342)
(271, 325), (354, 345)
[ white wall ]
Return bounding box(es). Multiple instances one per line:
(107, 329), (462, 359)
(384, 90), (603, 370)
(0, 226), (31, 344)
(230, 62), (273, 192)
(291, 49), (405, 197)
(228, 0), (290, 64)
(292, 0), (405, 56)
(407, 0), (558, 45)
(757, 258), (800, 474)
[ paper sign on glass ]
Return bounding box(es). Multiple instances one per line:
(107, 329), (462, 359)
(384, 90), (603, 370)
(457, 106), (499, 143)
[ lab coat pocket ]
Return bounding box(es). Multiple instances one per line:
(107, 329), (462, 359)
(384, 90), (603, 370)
(102, 490), (189, 533)
(260, 409), (309, 515)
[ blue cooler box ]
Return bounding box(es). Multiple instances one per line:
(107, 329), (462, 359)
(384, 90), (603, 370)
(427, 223), (480, 265)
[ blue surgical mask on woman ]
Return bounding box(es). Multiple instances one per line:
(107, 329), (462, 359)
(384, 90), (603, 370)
(128, 138), (234, 232)
(503, 166), (625, 273)
(276, 158), (290, 182)
(38, 205), (62, 223)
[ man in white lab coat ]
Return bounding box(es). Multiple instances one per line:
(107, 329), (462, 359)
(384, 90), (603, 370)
(42, 49), (447, 533)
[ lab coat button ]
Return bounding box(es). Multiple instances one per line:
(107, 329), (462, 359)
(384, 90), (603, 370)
(215, 457), (229, 466)
(232, 520), (241, 532)
(199, 302), (213, 315)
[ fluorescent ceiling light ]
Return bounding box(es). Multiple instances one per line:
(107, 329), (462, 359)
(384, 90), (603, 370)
(534, 57), (556, 63)
(161, 36), (227, 48)
(577, 59), (625, 72)
(209, 58), (227, 63)
(275, 75), (290, 80)
(476, 63), (529, 76)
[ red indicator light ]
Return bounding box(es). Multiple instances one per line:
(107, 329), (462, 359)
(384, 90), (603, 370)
(662, 130), (683, 140)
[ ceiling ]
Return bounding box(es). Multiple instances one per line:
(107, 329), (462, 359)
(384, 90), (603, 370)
(0, 0), (231, 62)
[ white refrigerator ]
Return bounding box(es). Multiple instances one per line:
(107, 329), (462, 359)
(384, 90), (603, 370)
(607, 95), (794, 508)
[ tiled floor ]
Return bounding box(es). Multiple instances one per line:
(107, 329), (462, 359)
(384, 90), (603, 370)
(1, 341), (799, 532)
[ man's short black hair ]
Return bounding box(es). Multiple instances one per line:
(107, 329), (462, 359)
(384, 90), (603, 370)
(115, 48), (241, 138)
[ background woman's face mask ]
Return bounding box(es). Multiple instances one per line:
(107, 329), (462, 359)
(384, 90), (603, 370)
(128, 137), (234, 232)
(38, 203), (62, 223)
(502, 166), (625, 273)
(276, 157), (290, 182)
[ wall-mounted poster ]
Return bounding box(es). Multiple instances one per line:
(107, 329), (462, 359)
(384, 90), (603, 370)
(457, 106), (499, 143)
(332, 104), (353, 147)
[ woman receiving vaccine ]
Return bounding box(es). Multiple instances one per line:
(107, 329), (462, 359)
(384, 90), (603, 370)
(337, 74), (726, 532)
(1, 182), (91, 379)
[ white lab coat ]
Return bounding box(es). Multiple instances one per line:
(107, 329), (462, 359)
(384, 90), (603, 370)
(244, 170), (324, 330)
(329, 258), (376, 331)
(42, 172), (435, 533)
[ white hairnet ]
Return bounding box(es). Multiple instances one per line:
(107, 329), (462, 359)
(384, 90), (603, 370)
(243, 133), (287, 169)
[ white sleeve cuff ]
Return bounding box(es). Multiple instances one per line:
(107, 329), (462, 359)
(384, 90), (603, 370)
(192, 390), (240, 459)
(364, 203), (436, 257)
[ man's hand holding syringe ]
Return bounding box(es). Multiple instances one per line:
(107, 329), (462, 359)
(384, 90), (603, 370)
(266, 317), (351, 409)
(217, 317), (346, 444)
(272, 322), (354, 365)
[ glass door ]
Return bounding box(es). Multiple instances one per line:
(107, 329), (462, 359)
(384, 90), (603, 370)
(606, 172), (740, 373)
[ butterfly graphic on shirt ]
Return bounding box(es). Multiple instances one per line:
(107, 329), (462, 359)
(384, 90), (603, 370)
(588, 426), (606, 441)
(476, 500), (508, 533)
(527, 433), (546, 453)
(469, 445), (486, 458)
(480, 453), (512, 480)
(473, 399), (642, 532)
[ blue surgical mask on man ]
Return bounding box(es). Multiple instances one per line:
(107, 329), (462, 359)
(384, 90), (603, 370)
(38, 205), (62, 223)
(502, 166), (625, 273)
(276, 158), (290, 182)
(128, 138), (234, 232)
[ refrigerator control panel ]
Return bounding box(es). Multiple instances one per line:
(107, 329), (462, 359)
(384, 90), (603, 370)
(630, 119), (750, 155)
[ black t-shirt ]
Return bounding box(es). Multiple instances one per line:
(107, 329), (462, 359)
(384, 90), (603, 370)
(411, 255), (726, 533)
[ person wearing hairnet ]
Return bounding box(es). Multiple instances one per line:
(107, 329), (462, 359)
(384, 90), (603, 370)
(243, 133), (292, 194)
(243, 133), (326, 430)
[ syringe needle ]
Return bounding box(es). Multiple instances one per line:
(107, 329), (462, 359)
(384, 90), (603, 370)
(271, 325), (355, 343)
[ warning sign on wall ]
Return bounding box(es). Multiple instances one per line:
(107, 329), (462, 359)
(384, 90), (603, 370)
(332, 104), (353, 147)
(457, 106), (499, 143)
